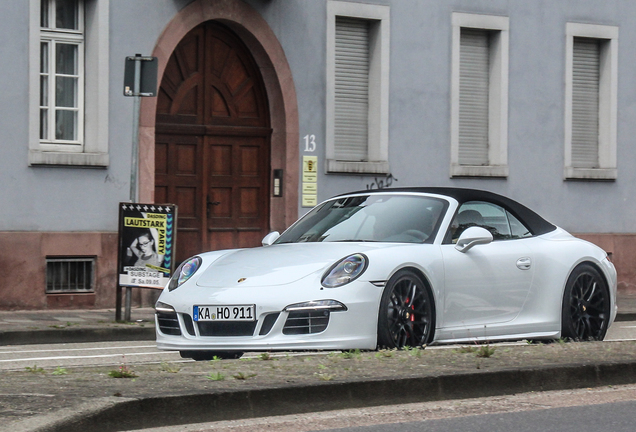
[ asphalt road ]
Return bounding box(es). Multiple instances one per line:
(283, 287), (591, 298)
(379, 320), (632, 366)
(118, 383), (636, 432)
(318, 401), (636, 432)
(1, 320), (634, 372)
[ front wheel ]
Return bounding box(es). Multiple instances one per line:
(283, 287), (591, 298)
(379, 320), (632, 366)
(561, 263), (610, 341)
(377, 269), (435, 349)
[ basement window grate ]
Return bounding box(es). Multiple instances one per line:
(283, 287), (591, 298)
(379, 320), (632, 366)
(46, 257), (95, 293)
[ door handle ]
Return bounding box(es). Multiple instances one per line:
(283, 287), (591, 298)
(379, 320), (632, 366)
(206, 197), (221, 217)
(516, 257), (531, 270)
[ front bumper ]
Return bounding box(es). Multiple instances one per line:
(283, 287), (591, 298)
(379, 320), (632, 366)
(155, 280), (382, 351)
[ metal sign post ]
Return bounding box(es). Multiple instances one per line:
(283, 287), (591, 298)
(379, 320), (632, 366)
(124, 54), (158, 203)
(117, 55), (159, 322)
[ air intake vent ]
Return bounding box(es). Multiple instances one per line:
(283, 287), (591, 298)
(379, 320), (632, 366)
(197, 321), (257, 337)
(283, 310), (330, 335)
(157, 311), (181, 336)
(182, 314), (195, 336)
(259, 313), (280, 335)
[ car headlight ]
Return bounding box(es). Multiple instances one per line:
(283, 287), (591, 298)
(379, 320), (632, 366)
(168, 256), (202, 291)
(321, 254), (368, 288)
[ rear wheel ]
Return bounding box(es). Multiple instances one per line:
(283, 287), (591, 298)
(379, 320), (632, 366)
(179, 351), (243, 361)
(377, 269), (435, 349)
(561, 263), (610, 341)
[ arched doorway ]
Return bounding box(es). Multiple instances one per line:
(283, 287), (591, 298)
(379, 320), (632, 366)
(154, 21), (271, 261)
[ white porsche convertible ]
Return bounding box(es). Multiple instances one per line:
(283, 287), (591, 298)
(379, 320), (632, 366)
(155, 188), (617, 360)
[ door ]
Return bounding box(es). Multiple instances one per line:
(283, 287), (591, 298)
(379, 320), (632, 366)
(205, 135), (270, 251)
(155, 21), (271, 262)
(441, 241), (535, 330)
(439, 201), (535, 335)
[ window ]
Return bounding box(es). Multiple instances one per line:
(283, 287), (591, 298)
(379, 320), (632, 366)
(451, 13), (509, 178)
(449, 201), (531, 242)
(326, 1), (390, 174)
(46, 257), (95, 293)
(29, 0), (110, 166)
(40, 0), (84, 146)
(565, 23), (618, 180)
(275, 195), (447, 244)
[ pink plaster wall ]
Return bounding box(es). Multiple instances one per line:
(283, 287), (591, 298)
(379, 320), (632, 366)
(0, 232), (118, 310)
(576, 233), (636, 294)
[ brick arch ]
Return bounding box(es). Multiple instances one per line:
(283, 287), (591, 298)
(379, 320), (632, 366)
(139, 0), (299, 231)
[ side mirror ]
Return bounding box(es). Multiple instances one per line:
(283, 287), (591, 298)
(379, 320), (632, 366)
(262, 231), (280, 246)
(455, 226), (493, 253)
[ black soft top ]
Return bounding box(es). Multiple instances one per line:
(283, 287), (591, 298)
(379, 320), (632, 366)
(337, 187), (557, 236)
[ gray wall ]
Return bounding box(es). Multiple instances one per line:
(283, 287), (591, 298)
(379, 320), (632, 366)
(0, 0), (634, 235)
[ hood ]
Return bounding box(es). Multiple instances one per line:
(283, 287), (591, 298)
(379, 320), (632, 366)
(195, 242), (387, 288)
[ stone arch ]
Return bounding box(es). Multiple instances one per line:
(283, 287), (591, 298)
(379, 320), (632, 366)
(139, 0), (299, 231)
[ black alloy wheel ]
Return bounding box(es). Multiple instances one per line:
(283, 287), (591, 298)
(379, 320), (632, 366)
(377, 269), (435, 349)
(561, 263), (610, 341)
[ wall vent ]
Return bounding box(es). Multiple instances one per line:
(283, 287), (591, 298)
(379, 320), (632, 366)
(46, 257), (95, 293)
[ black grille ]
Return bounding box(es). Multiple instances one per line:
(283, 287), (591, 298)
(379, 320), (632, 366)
(157, 312), (181, 336)
(283, 310), (329, 335)
(196, 321), (257, 336)
(259, 313), (280, 335)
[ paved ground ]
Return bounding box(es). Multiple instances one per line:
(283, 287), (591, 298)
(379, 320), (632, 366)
(0, 308), (156, 345)
(0, 293), (635, 432)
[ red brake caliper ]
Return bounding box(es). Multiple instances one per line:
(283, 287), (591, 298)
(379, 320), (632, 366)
(406, 298), (415, 322)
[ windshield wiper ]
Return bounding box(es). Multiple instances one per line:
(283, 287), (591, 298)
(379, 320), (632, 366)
(334, 239), (379, 243)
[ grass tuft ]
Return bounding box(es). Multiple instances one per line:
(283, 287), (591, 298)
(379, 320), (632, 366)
(476, 345), (496, 358)
(206, 372), (225, 381)
(108, 365), (137, 378)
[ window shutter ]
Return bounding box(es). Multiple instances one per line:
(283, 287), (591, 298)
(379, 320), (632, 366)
(459, 28), (489, 166)
(334, 17), (369, 161)
(572, 37), (600, 168)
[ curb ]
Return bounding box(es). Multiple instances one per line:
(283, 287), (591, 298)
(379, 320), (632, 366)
(19, 360), (636, 432)
(0, 327), (155, 346)
(615, 313), (636, 322)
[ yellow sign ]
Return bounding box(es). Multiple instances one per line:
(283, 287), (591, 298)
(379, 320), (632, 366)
(302, 156), (318, 207)
(302, 195), (318, 207)
(304, 156), (318, 173)
(124, 217), (165, 229)
(303, 172), (317, 183)
(303, 183), (317, 194)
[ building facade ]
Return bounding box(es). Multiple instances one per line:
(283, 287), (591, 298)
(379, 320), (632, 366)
(1, 0), (635, 310)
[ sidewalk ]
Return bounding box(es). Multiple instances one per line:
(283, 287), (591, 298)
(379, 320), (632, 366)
(1, 293), (635, 346)
(0, 307), (156, 345)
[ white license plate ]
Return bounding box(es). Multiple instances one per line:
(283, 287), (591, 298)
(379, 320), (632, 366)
(194, 305), (255, 322)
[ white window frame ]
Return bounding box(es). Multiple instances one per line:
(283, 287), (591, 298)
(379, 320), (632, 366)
(39, 35), (85, 149)
(451, 13), (509, 178)
(326, 1), (390, 174)
(564, 23), (618, 180)
(29, 0), (110, 166)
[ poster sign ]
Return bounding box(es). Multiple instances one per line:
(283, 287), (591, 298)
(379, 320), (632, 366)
(118, 203), (177, 289)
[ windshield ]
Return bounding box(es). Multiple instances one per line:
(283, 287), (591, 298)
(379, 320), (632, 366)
(276, 194), (448, 244)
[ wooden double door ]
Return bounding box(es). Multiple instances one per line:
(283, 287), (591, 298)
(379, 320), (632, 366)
(154, 21), (271, 262)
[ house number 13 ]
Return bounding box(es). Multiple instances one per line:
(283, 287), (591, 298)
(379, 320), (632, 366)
(303, 134), (316, 152)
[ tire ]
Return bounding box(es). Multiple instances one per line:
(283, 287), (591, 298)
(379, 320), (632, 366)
(377, 269), (435, 349)
(561, 263), (610, 341)
(179, 351), (244, 361)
